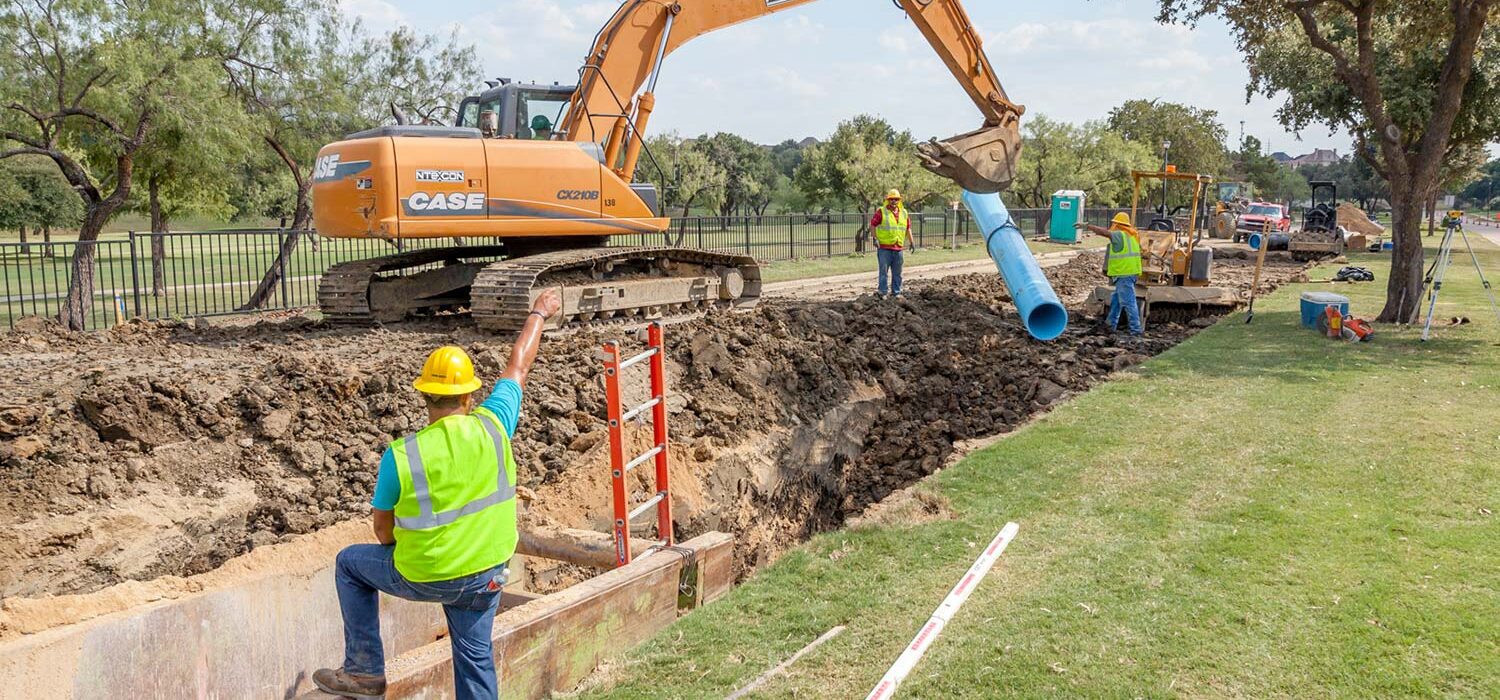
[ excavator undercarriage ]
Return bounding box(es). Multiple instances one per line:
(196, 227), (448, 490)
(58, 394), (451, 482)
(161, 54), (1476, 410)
(318, 244), (760, 331)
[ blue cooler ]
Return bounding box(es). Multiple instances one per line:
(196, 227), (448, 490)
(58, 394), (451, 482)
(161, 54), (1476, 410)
(1300, 291), (1350, 328)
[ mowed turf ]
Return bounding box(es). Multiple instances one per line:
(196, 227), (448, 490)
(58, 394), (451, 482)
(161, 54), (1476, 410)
(574, 236), (1500, 698)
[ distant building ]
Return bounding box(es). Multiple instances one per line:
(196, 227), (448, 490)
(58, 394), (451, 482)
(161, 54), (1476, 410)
(1271, 151), (1293, 164)
(1284, 148), (1340, 170)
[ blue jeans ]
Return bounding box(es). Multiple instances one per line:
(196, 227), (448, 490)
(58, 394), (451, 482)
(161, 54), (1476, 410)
(1106, 276), (1144, 335)
(877, 248), (904, 295)
(335, 544), (507, 699)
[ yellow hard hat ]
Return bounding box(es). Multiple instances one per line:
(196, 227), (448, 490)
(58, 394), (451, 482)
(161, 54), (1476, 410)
(413, 346), (483, 396)
(1111, 212), (1133, 228)
(886, 189), (902, 201)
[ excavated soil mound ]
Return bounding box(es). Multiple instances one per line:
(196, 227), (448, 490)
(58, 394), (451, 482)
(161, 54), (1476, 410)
(1338, 203), (1385, 236)
(0, 253), (1309, 603)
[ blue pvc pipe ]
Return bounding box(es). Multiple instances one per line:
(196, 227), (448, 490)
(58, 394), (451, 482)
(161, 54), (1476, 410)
(961, 190), (1069, 341)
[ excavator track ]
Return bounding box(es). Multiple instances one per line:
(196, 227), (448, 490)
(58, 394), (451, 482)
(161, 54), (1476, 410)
(470, 247), (761, 332)
(317, 244), (761, 331)
(318, 244), (509, 324)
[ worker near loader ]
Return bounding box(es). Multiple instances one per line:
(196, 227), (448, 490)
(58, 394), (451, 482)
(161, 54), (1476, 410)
(870, 189), (913, 298)
(1076, 213), (1144, 335)
(313, 290), (562, 700)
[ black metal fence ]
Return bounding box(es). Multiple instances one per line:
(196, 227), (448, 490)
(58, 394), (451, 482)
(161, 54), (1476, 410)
(1, 207), (1115, 331)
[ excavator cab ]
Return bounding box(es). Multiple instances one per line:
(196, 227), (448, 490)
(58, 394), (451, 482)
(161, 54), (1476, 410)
(455, 80), (575, 139)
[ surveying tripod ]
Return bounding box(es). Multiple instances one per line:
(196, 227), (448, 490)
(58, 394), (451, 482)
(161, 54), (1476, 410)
(1421, 211), (1500, 341)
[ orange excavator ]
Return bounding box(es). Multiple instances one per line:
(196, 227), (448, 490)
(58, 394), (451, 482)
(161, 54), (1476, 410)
(311, 0), (1024, 330)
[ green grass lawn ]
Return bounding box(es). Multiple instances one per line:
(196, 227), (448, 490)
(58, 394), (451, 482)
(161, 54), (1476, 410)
(575, 238), (1500, 698)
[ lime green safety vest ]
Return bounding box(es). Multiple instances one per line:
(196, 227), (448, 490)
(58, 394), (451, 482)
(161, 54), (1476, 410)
(1106, 230), (1143, 278)
(389, 407), (518, 582)
(875, 205), (909, 247)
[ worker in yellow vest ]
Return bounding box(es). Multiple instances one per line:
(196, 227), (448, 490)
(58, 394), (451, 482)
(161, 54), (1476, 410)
(314, 289), (561, 700)
(1077, 213), (1144, 335)
(870, 189), (913, 298)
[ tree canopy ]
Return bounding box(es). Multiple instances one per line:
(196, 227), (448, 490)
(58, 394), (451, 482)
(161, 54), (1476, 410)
(1106, 100), (1232, 177)
(1158, 0), (1498, 321)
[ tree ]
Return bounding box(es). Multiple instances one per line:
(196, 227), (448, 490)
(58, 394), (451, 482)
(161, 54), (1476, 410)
(0, 0), (252, 329)
(1009, 115), (1157, 209)
(795, 116), (951, 251)
(1159, 0), (1499, 322)
(697, 133), (775, 220)
(1459, 158), (1500, 209)
(633, 132), (726, 243)
(10, 160), (82, 255)
(227, 5), (481, 309)
(1107, 100), (1232, 177)
(0, 165), (32, 247)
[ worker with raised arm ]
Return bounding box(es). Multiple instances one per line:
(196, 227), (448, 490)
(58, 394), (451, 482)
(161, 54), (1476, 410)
(871, 189), (913, 298)
(1077, 213), (1144, 336)
(313, 289), (562, 700)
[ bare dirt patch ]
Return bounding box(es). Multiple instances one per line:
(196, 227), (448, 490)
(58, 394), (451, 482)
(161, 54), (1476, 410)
(0, 252), (1309, 606)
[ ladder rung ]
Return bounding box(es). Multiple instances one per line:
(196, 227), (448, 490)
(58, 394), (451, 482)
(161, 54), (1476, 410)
(628, 491), (666, 521)
(625, 444), (664, 473)
(619, 347), (658, 370)
(622, 396), (661, 423)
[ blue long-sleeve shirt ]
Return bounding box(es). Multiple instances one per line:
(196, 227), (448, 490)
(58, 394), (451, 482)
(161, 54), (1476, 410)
(370, 379), (522, 510)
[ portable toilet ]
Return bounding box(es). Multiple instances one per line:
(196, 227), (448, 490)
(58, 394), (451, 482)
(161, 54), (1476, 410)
(1049, 190), (1086, 243)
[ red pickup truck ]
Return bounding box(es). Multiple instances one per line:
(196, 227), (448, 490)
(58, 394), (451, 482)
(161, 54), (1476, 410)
(1235, 202), (1292, 242)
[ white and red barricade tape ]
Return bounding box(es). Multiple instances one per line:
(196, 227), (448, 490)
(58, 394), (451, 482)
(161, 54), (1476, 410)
(865, 521), (1020, 700)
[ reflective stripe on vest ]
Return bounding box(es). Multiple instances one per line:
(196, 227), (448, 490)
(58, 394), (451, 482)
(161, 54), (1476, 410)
(875, 205), (909, 246)
(1106, 230), (1143, 277)
(394, 412), (516, 531)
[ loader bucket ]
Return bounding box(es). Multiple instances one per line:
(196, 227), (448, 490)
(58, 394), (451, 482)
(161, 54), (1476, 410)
(917, 120), (1023, 194)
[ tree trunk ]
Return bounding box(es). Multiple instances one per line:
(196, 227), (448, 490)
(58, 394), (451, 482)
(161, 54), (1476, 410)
(17, 224), (27, 254)
(1426, 192), (1437, 237)
(41, 225), (53, 257)
(242, 186), (312, 311)
(59, 205), (114, 331)
(149, 174), (167, 296)
(1378, 186), (1426, 324)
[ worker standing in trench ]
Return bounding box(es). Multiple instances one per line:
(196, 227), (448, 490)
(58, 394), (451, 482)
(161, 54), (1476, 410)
(871, 189), (913, 298)
(313, 289), (562, 700)
(1077, 213), (1145, 336)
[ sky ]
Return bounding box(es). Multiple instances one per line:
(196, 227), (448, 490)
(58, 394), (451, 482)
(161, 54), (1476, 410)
(348, 0), (1352, 158)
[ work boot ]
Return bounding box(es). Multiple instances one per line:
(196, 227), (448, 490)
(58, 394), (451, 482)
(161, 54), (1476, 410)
(313, 668), (386, 699)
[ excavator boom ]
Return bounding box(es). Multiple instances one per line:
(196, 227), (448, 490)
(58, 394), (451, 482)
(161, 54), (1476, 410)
(563, 0), (1023, 193)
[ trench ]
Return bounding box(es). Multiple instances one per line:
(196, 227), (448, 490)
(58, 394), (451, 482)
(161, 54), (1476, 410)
(0, 251), (1313, 636)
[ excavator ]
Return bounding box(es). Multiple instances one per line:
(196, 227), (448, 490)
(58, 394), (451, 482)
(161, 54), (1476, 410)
(311, 0), (1024, 330)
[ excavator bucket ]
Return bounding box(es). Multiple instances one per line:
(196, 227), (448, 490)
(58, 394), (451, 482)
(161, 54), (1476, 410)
(917, 120), (1023, 194)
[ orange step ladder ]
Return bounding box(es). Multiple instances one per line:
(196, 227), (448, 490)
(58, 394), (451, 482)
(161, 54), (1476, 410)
(598, 322), (673, 566)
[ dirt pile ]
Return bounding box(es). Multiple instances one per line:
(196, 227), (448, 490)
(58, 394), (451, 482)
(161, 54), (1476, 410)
(1337, 203), (1385, 236)
(0, 252), (1309, 599)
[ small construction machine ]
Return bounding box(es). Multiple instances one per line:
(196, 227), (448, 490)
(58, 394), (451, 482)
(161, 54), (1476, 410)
(1211, 181), (1253, 239)
(311, 0), (1023, 330)
(1089, 169), (1239, 323)
(1288, 181), (1345, 260)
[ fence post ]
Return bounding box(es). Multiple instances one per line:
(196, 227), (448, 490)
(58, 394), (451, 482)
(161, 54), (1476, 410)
(743, 216), (750, 255)
(918, 215), (926, 248)
(277, 230), (290, 307)
(127, 232), (143, 319)
(697, 217), (704, 249)
(826, 215), (833, 257)
(788, 216), (796, 260)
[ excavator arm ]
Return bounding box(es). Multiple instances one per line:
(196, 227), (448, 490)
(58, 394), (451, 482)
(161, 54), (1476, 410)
(561, 0), (1024, 193)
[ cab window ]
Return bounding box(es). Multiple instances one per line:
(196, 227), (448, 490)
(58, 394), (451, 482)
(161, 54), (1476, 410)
(516, 92), (571, 139)
(456, 98), (478, 128)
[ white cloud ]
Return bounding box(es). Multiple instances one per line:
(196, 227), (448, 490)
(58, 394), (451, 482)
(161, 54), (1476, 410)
(763, 67), (824, 99)
(877, 29), (911, 54)
(340, 0), (406, 32)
